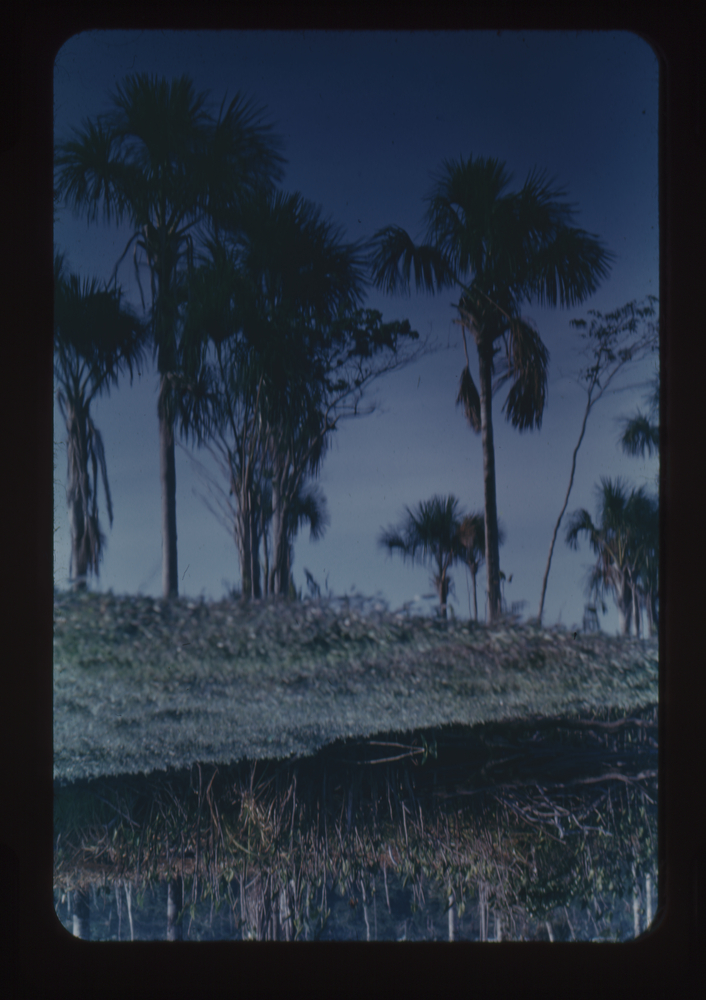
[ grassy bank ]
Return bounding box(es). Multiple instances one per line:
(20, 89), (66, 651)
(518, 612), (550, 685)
(53, 589), (658, 785)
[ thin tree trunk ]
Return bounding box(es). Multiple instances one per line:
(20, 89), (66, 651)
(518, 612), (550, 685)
(270, 470), (289, 596)
(68, 403), (89, 590)
(250, 508), (262, 599)
(237, 476), (253, 599)
(538, 390), (594, 624)
(477, 344), (502, 624)
(72, 886), (90, 939)
(472, 568), (478, 622)
(159, 390), (179, 599)
(167, 878), (183, 941)
(262, 514), (270, 597)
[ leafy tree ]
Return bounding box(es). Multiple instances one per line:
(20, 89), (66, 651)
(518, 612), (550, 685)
(55, 73), (285, 598)
(537, 297), (658, 624)
(564, 477), (658, 636)
(369, 155), (613, 622)
(378, 494), (468, 619)
(179, 440), (329, 600)
(54, 252), (146, 589)
(176, 191), (424, 598)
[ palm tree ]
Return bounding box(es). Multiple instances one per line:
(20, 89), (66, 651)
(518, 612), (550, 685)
(618, 369), (660, 494)
(564, 477), (658, 636)
(54, 252), (146, 590)
(55, 73), (285, 597)
(379, 495), (466, 619)
(369, 155), (613, 623)
(455, 512), (507, 621)
(616, 367), (660, 633)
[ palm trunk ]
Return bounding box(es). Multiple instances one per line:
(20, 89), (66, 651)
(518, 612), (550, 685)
(632, 573), (642, 638)
(437, 570), (449, 620)
(477, 342), (502, 624)
(237, 476), (253, 599)
(68, 403), (89, 590)
(615, 574), (633, 636)
(159, 394), (179, 599)
(471, 567), (478, 621)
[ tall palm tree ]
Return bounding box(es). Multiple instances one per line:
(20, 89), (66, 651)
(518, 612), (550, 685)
(379, 495), (466, 619)
(55, 73), (285, 597)
(564, 477), (658, 636)
(54, 252), (146, 590)
(369, 155), (613, 623)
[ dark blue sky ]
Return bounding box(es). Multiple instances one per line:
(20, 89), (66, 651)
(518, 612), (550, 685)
(53, 30), (659, 631)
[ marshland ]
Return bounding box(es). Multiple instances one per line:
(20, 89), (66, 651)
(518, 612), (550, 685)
(53, 589), (658, 941)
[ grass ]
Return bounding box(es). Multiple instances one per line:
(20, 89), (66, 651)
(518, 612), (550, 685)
(53, 588), (658, 785)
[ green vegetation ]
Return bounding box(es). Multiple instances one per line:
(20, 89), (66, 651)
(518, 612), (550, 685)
(53, 589), (657, 785)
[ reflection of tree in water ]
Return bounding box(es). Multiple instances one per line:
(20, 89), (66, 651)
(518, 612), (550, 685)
(54, 711), (657, 941)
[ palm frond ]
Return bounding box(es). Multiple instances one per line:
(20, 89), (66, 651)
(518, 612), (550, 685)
(456, 365), (482, 432)
(498, 317), (550, 432)
(522, 225), (615, 308)
(367, 226), (455, 295)
(55, 119), (125, 224)
(618, 411), (659, 459)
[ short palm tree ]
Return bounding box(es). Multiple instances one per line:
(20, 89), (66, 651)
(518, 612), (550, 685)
(55, 73), (285, 597)
(369, 155), (613, 623)
(379, 495), (466, 619)
(455, 512), (506, 621)
(54, 252), (146, 589)
(564, 477), (658, 636)
(618, 368), (660, 496)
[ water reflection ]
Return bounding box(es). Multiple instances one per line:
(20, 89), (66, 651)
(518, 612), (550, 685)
(54, 862), (657, 942)
(54, 711), (658, 941)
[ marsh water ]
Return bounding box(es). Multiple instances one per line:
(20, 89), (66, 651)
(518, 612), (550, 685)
(54, 711), (659, 942)
(54, 855), (657, 942)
